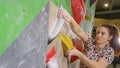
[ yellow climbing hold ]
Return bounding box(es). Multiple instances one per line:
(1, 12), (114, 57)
(61, 32), (73, 51)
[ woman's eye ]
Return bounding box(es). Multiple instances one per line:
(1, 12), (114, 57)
(101, 33), (105, 35)
(96, 32), (99, 34)
(102, 33), (104, 35)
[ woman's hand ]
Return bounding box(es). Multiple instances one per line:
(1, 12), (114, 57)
(68, 47), (82, 57)
(58, 9), (74, 23)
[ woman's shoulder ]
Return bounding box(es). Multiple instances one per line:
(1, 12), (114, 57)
(101, 46), (114, 65)
(104, 46), (114, 52)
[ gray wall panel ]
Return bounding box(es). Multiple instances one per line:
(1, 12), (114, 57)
(0, 2), (49, 68)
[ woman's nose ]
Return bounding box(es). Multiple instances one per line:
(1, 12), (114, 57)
(97, 33), (101, 37)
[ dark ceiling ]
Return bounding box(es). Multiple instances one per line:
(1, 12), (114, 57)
(95, 0), (120, 19)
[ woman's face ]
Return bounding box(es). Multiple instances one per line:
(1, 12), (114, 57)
(95, 27), (112, 44)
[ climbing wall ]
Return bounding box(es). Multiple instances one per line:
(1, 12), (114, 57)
(0, 1), (49, 68)
(0, 0), (97, 68)
(0, 0), (71, 68)
(0, 0), (49, 56)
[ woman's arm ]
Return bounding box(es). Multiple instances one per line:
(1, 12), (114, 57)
(79, 52), (108, 68)
(69, 18), (89, 43)
(59, 9), (88, 43)
(68, 48), (108, 68)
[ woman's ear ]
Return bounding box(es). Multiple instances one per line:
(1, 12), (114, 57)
(108, 36), (113, 40)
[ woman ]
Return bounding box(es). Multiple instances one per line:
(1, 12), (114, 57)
(58, 9), (120, 68)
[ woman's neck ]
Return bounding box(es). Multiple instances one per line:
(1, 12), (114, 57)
(96, 43), (107, 49)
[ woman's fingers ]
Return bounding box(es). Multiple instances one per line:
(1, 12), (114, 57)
(67, 47), (81, 57)
(58, 9), (72, 22)
(67, 48), (75, 56)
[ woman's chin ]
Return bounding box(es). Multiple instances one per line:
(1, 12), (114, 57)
(96, 41), (102, 44)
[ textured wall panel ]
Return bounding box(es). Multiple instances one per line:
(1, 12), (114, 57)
(0, 2), (49, 68)
(0, 0), (49, 55)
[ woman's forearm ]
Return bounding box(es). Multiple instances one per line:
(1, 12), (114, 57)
(69, 18), (83, 35)
(69, 18), (88, 43)
(78, 52), (106, 68)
